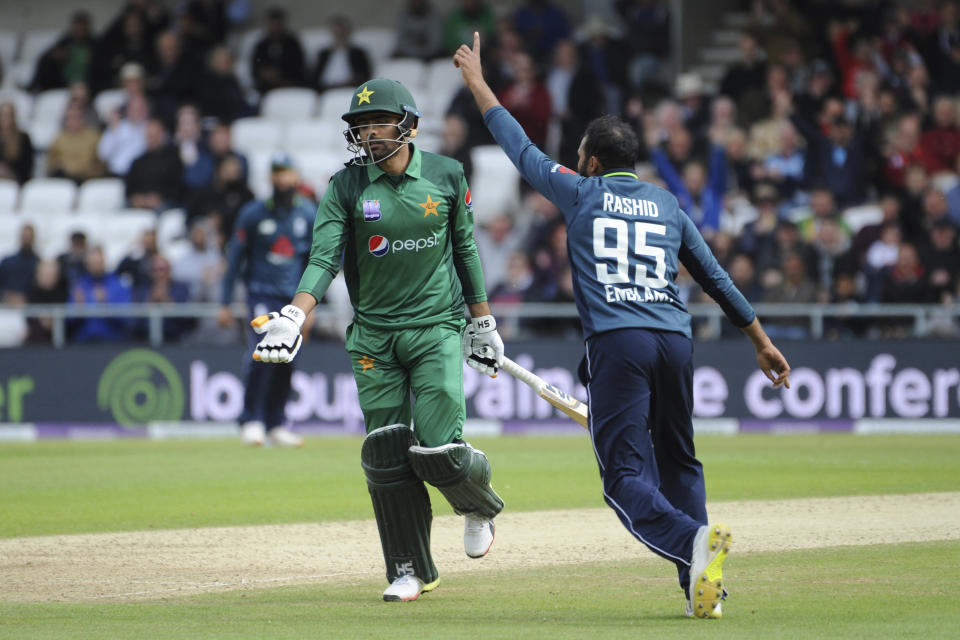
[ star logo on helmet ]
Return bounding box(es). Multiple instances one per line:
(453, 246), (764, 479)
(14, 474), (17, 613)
(356, 86), (375, 105)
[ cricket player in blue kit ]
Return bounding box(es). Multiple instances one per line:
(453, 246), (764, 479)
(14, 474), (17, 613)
(219, 153), (316, 447)
(455, 34), (791, 619)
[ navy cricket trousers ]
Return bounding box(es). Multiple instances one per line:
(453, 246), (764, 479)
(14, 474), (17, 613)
(583, 328), (707, 591)
(241, 294), (295, 430)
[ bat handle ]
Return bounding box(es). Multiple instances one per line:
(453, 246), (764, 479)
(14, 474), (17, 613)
(499, 355), (544, 388)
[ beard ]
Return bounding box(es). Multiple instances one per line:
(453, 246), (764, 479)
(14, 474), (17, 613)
(364, 137), (401, 163)
(273, 186), (296, 206)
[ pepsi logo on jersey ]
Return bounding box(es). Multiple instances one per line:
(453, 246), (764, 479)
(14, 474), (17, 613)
(369, 235), (390, 257)
(367, 233), (442, 257)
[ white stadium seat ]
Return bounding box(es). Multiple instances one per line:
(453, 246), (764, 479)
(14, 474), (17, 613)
(32, 88), (70, 123)
(19, 177), (77, 211)
(100, 209), (158, 269)
(18, 29), (59, 67)
(469, 145), (521, 221)
(76, 178), (125, 214)
(22, 211), (93, 260)
(246, 150), (273, 200)
(0, 179), (18, 211)
(0, 215), (23, 258)
(354, 28), (396, 65)
(316, 87), (357, 118)
(0, 30), (19, 79)
(93, 89), (126, 123)
(231, 117), (283, 156)
(27, 119), (60, 151)
(156, 207), (187, 251)
(291, 151), (347, 196)
(260, 87), (318, 121)
(374, 58), (426, 90)
(0, 88), (34, 128)
(281, 119), (344, 154)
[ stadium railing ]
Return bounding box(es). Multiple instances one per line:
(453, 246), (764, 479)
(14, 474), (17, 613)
(1, 302), (959, 347)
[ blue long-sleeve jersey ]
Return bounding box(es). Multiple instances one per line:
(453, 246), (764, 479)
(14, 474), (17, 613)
(221, 195), (316, 304)
(483, 106), (755, 340)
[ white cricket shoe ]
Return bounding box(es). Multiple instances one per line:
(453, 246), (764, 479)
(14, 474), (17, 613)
(241, 421), (265, 446)
(268, 426), (304, 448)
(687, 523), (732, 619)
(382, 574), (439, 602)
(464, 515), (495, 558)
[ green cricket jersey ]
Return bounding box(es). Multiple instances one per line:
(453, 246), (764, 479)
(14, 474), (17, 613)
(296, 144), (487, 330)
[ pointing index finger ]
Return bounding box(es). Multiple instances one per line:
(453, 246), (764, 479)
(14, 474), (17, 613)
(473, 31), (480, 55)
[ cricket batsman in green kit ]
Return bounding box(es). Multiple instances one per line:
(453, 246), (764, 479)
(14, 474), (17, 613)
(249, 77), (505, 602)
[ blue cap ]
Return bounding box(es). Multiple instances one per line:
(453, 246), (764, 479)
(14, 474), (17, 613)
(270, 152), (294, 172)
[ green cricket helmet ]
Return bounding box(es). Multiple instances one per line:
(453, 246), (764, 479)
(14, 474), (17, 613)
(342, 78), (422, 165)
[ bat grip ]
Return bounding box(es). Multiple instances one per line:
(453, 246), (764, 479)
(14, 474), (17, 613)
(499, 356), (544, 388)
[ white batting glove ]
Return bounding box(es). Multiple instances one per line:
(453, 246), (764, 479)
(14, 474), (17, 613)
(251, 305), (305, 363)
(461, 315), (504, 377)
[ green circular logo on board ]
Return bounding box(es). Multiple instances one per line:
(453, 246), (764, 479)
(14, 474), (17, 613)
(97, 349), (185, 426)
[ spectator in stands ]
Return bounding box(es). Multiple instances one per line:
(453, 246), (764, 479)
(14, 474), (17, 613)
(251, 6), (306, 93)
(26, 260), (69, 344)
(617, 0), (671, 92)
(117, 228), (160, 291)
(791, 58), (839, 126)
(0, 224), (39, 300)
(475, 213), (524, 293)
(0, 102), (35, 184)
(134, 254), (193, 341)
(723, 127), (755, 197)
(68, 246), (134, 342)
(737, 182), (781, 256)
(197, 46), (253, 123)
(721, 32), (767, 111)
(547, 39), (604, 169)
(797, 186), (850, 244)
(512, 0), (570, 65)
(906, 186), (953, 245)
(57, 230), (89, 289)
(756, 219), (820, 285)
(932, 34), (960, 95)
(393, 0), (443, 61)
(728, 252), (764, 302)
(762, 250), (822, 336)
(311, 15), (372, 93)
(99, 0), (170, 53)
(864, 221), (903, 301)
(172, 0), (228, 59)
(97, 92), (149, 177)
(790, 105), (869, 207)
(67, 82), (101, 127)
(884, 112), (933, 189)
(919, 95), (960, 174)
(651, 127), (727, 233)
(172, 220), (223, 302)
(577, 15), (629, 115)
(926, 218), (960, 302)
(47, 103), (105, 183)
(30, 11), (96, 91)
(496, 52), (551, 149)
(443, 0), (496, 55)
(206, 122), (248, 178)
(91, 8), (158, 93)
(125, 117), (183, 210)
(174, 104), (215, 195)
(758, 119), (805, 201)
(882, 242), (935, 306)
(746, 83), (792, 162)
(147, 30), (201, 125)
(186, 154), (253, 240)
(947, 154), (960, 226)
(437, 114), (473, 182)
(675, 72), (710, 143)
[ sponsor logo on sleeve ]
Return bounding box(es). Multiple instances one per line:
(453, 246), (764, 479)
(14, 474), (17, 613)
(464, 188), (472, 208)
(550, 163), (578, 175)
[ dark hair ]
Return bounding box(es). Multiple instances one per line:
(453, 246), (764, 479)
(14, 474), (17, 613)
(582, 115), (639, 171)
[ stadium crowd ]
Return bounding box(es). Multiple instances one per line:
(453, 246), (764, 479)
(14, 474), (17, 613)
(0, 0), (959, 345)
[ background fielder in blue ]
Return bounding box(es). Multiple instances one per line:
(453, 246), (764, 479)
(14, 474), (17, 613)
(454, 34), (791, 618)
(219, 153), (316, 447)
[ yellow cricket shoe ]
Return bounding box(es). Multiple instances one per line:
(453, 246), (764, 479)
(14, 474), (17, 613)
(687, 523), (732, 619)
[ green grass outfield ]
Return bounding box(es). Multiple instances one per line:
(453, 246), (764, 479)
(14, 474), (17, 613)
(1, 434), (959, 638)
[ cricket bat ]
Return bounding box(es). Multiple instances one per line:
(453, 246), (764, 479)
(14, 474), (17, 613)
(499, 356), (589, 429)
